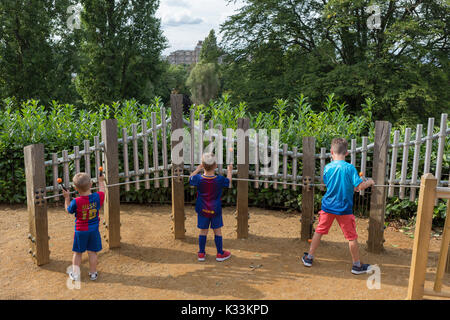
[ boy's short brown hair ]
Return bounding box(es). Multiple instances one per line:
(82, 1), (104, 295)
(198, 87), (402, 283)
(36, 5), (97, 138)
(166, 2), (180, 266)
(202, 153), (217, 171)
(331, 138), (348, 155)
(73, 173), (91, 193)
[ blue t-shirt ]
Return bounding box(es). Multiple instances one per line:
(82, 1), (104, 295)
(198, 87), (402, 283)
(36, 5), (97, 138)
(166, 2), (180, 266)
(321, 160), (363, 215)
(189, 174), (230, 218)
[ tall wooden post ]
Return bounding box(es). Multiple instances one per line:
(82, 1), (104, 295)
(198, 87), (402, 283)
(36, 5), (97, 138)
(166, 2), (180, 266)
(301, 137), (315, 241)
(101, 119), (121, 248)
(236, 118), (250, 239)
(367, 121), (391, 253)
(407, 173), (437, 300)
(441, 200), (449, 274)
(170, 94), (185, 239)
(447, 243), (450, 274)
(434, 200), (450, 291)
(24, 144), (50, 266)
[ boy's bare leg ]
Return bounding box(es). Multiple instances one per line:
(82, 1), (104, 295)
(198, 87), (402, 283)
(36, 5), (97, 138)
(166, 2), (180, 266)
(348, 240), (360, 263)
(72, 252), (82, 275)
(308, 232), (322, 256)
(199, 228), (209, 236)
(87, 251), (98, 273)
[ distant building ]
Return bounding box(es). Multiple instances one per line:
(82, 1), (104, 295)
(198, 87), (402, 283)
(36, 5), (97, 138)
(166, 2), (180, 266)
(168, 41), (203, 65)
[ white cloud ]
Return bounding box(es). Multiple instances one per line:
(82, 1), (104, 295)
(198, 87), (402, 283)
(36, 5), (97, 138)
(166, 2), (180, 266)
(165, 0), (190, 7)
(158, 0), (244, 55)
(162, 10), (203, 27)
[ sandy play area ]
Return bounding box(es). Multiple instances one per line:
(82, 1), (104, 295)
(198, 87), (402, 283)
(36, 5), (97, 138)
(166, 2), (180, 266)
(0, 204), (449, 300)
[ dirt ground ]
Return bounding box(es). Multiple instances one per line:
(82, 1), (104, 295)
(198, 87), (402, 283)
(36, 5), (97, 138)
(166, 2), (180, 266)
(1, 204), (449, 300)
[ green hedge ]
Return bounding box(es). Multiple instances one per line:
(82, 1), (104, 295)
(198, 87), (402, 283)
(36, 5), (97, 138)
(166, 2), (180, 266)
(0, 95), (447, 224)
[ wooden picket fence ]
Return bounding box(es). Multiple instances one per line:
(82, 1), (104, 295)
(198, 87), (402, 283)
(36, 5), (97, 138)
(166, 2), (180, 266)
(24, 94), (448, 269)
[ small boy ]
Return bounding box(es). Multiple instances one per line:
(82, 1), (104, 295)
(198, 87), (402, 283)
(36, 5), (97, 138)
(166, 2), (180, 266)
(301, 138), (375, 274)
(189, 153), (233, 262)
(63, 173), (105, 281)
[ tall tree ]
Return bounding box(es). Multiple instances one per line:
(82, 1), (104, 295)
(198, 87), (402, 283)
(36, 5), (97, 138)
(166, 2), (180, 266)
(186, 29), (223, 105)
(186, 62), (220, 105)
(0, 1), (56, 104)
(51, 0), (84, 105)
(156, 61), (191, 102)
(75, 0), (167, 106)
(200, 29), (221, 64)
(220, 0), (450, 122)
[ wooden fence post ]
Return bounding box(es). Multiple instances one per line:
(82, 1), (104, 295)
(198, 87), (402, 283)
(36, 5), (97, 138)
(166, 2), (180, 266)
(434, 199), (450, 290)
(24, 144), (50, 266)
(446, 247), (450, 274)
(367, 121), (391, 253)
(236, 118), (250, 239)
(443, 199), (450, 274)
(407, 173), (437, 300)
(170, 94), (185, 239)
(301, 137), (315, 241)
(101, 119), (121, 248)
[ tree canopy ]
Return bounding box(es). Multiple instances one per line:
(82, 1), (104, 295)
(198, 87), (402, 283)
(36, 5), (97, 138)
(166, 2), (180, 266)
(220, 0), (450, 122)
(186, 29), (222, 105)
(0, 0), (167, 107)
(76, 0), (167, 106)
(200, 29), (222, 64)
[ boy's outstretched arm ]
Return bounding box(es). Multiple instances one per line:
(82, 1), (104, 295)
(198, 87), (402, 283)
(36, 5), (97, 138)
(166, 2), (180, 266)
(227, 164), (233, 182)
(355, 179), (375, 192)
(63, 189), (71, 213)
(190, 164), (203, 177)
(98, 175), (106, 193)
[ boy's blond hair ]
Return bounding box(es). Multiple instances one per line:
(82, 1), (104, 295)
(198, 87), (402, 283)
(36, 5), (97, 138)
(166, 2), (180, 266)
(202, 153), (217, 172)
(331, 138), (348, 155)
(73, 173), (91, 193)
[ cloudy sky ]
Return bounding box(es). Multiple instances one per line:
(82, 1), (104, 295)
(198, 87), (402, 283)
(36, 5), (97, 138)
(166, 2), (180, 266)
(156, 0), (244, 56)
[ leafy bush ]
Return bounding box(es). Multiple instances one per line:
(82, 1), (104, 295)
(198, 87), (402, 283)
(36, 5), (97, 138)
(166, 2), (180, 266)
(0, 94), (447, 225)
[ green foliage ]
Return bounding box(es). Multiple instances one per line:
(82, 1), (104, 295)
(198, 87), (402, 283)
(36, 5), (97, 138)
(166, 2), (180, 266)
(386, 197), (448, 225)
(75, 0), (167, 106)
(0, 94), (447, 226)
(185, 29), (224, 105)
(0, 0), (167, 107)
(0, 98), (167, 204)
(186, 63), (220, 105)
(158, 62), (191, 99)
(0, 0), (77, 104)
(200, 29), (221, 64)
(220, 0), (450, 123)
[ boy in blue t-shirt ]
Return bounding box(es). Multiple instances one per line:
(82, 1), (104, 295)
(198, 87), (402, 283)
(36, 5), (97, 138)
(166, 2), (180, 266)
(189, 153), (233, 262)
(301, 138), (375, 274)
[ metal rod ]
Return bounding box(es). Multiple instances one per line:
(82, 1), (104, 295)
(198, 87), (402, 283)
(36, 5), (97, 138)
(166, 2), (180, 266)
(44, 175), (423, 201)
(43, 175), (178, 200)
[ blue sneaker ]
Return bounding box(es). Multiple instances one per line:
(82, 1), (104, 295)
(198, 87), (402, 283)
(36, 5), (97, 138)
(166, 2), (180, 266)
(301, 252), (313, 267)
(351, 263), (371, 275)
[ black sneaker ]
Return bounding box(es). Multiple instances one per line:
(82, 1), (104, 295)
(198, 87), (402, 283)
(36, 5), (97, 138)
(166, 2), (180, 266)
(301, 252), (313, 267)
(351, 263), (371, 275)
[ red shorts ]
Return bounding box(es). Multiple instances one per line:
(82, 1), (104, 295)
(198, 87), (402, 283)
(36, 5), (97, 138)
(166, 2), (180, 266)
(315, 210), (358, 241)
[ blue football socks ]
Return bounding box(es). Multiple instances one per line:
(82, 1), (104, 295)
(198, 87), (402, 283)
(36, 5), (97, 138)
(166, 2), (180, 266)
(214, 235), (224, 254)
(199, 235), (207, 253)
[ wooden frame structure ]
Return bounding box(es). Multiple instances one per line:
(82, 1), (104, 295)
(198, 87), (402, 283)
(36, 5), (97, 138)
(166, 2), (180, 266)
(23, 95), (448, 266)
(407, 173), (450, 299)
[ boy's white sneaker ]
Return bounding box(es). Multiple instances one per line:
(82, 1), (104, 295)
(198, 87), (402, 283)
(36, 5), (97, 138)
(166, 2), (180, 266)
(89, 272), (98, 281)
(69, 272), (80, 281)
